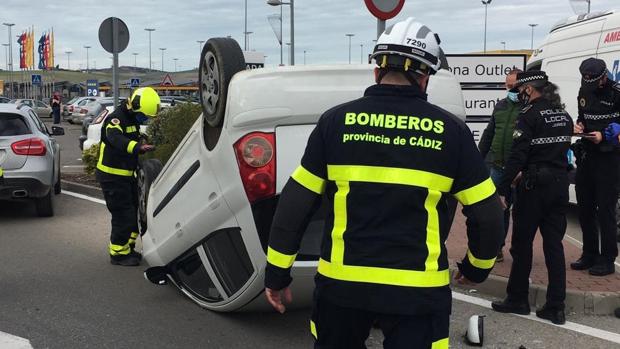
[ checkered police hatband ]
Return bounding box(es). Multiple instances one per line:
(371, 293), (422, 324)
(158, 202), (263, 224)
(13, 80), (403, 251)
(530, 136), (572, 145)
(582, 70), (608, 83)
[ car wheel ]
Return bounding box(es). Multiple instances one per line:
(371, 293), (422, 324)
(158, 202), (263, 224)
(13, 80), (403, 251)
(137, 159), (164, 235)
(35, 190), (54, 217)
(54, 171), (62, 195)
(199, 37), (246, 128)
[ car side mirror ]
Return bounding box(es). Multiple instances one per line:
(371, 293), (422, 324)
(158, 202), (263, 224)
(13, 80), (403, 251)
(51, 126), (65, 136)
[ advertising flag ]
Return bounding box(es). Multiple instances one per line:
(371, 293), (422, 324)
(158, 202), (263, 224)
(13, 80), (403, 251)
(38, 32), (46, 70)
(17, 32), (26, 69)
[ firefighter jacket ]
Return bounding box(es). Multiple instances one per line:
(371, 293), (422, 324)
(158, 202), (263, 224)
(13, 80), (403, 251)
(96, 103), (141, 178)
(265, 84), (504, 315)
(498, 97), (574, 196)
(577, 81), (620, 152)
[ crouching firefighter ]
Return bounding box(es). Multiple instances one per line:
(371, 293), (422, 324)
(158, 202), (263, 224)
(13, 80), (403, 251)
(96, 87), (159, 266)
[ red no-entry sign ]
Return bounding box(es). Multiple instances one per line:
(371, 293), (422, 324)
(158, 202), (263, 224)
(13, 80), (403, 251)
(365, 0), (406, 21)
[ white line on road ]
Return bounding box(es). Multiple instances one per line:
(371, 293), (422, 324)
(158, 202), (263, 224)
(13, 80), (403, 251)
(62, 190), (106, 205)
(0, 330), (33, 349)
(565, 235), (620, 269)
(63, 165), (85, 168)
(453, 291), (620, 345)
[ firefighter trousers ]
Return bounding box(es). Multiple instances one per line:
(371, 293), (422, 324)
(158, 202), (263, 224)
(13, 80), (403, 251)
(507, 172), (569, 308)
(575, 151), (620, 263)
(310, 296), (449, 349)
(99, 176), (139, 249)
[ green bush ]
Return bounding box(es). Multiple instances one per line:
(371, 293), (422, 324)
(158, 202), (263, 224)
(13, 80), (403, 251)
(146, 102), (202, 164)
(82, 143), (100, 176)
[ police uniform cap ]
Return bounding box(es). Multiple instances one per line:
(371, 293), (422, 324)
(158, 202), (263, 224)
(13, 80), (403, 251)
(579, 58), (607, 82)
(511, 71), (549, 91)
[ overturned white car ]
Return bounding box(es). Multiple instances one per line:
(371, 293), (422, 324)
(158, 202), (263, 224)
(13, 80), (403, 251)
(139, 38), (466, 312)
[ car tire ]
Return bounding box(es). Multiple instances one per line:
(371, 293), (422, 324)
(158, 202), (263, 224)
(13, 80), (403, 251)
(54, 171), (62, 195)
(137, 159), (164, 235)
(199, 37), (246, 128)
(35, 190), (54, 217)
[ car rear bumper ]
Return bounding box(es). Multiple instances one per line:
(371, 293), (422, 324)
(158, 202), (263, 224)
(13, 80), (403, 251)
(0, 177), (50, 199)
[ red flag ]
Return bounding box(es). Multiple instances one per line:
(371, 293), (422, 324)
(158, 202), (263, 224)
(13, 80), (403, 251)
(44, 32), (50, 70)
(17, 32), (26, 69)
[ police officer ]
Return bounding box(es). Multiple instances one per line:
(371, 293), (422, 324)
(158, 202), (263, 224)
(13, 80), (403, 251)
(264, 18), (504, 348)
(571, 58), (620, 276)
(491, 71), (573, 325)
(97, 87), (160, 266)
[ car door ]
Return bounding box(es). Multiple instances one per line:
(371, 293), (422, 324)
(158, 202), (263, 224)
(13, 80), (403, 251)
(35, 101), (51, 118)
(28, 110), (58, 182)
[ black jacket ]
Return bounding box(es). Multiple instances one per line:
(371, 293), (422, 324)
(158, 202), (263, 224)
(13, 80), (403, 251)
(265, 83), (504, 315)
(96, 103), (141, 179)
(577, 81), (620, 152)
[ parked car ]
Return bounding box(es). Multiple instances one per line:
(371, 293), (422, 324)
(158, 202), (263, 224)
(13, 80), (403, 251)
(0, 103), (64, 216)
(0, 97), (11, 103)
(79, 99), (117, 150)
(10, 99), (52, 118)
(63, 97), (98, 123)
(139, 38), (467, 312)
(62, 97), (80, 116)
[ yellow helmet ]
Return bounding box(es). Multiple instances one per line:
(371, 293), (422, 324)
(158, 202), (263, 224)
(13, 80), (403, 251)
(128, 87), (161, 117)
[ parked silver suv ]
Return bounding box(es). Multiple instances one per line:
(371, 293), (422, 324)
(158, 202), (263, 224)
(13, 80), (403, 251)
(0, 104), (64, 216)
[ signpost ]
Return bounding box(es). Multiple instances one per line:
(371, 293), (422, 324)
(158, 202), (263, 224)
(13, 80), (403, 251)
(99, 17), (130, 107)
(364, 0), (405, 39)
(31, 74), (42, 86)
(130, 78), (140, 88)
(160, 74), (175, 87)
(87, 79), (99, 97)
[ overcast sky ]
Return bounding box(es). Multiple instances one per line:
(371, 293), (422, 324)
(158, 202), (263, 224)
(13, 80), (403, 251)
(0, 0), (617, 71)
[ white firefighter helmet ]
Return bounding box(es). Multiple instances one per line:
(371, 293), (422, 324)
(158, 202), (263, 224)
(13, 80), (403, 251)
(465, 315), (485, 346)
(369, 17), (443, 75)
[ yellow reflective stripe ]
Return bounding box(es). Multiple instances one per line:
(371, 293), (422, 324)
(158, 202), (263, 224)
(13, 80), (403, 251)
(330, 181), (350, 264)
(431, 338), (449, 349)
(267, 247), (297, 269)
(291, 165), (326, 194)
(310, 320), (317, 339)
(127, 140), (138, 154)
(109, 243), (130, 256)
(126, 126), (137, 133)
(106, 123), (123, 133)
(0, 167), (3, 177)
(467, 250), (496, 270)
(130, 232), (139, 239)
(96, 143), (135, 177)
(318, 259), (450, 288)
(454, 177), (496, 206)
(327, 165), (454, 192)
(424, 190), (442, 271)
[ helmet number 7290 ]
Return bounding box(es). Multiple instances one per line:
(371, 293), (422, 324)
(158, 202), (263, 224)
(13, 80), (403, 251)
(406, 38), (427, 49)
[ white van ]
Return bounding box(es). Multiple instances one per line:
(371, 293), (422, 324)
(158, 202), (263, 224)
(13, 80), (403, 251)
(527, 9), (620, 203)
(527, 9), (620, 117)
(139, 38), (466, 312)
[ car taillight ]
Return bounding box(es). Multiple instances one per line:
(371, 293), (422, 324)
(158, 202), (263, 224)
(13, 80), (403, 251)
(11, 138), (47, 156)
(234, 132), (276, 204)
(69, 106), (74, 112)
(80, 108), (88, 114)
(93, 110), (109, 124)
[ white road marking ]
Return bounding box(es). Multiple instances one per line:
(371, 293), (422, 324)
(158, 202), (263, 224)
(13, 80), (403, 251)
(62, 165), (85, 168)
(62, 190), (106, 205)
(0, 330), (33, 349)
(453, 291), (620, 345)
(565, 235), (620, 269)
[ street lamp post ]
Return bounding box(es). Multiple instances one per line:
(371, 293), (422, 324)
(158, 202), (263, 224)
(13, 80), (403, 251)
(501, 41), (506, 50)
(303, 50), (306, 65)
(360, 44), (364, 64)
(159, 48), (166, 72)
(84, 45), (91, 73)
(132, 53), (139, 68)
(65, 50), (72, 70)
(482, 0), (492, 53)
(145, 28), (155, 71)
(529, 24), (538, 50)
(173, 58), (178, 72)
(245, 31), (254, 51)
(346, 34), (355, 64)
(3, 23), (15, 98)
(268, 0), (295, 65)
(197, 40), (205, 56)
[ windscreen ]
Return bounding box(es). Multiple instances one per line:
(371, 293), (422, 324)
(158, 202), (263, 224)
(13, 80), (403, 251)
(0, 113), (31, 136)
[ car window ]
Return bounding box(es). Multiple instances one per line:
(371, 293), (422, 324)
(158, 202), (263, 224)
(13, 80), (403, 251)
(67, 97), (78, 104)
(0, 113), (32, 136)
(36, 101), (47, 108)
(78, 100), (88, 106)
(24, 100), (33, 107)
(28, 110), (46, 134)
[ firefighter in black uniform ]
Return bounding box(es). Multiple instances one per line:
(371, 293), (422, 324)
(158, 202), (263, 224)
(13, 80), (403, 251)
(491, 71), (573, 325)
(263, 18), (504, 348)
(570, 58), (620, 276)
(97, 87), (159, 266)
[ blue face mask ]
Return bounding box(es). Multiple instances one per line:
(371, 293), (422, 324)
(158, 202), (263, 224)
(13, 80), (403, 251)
(507, 91), (519, 103)
(136, 113), (149, 124)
